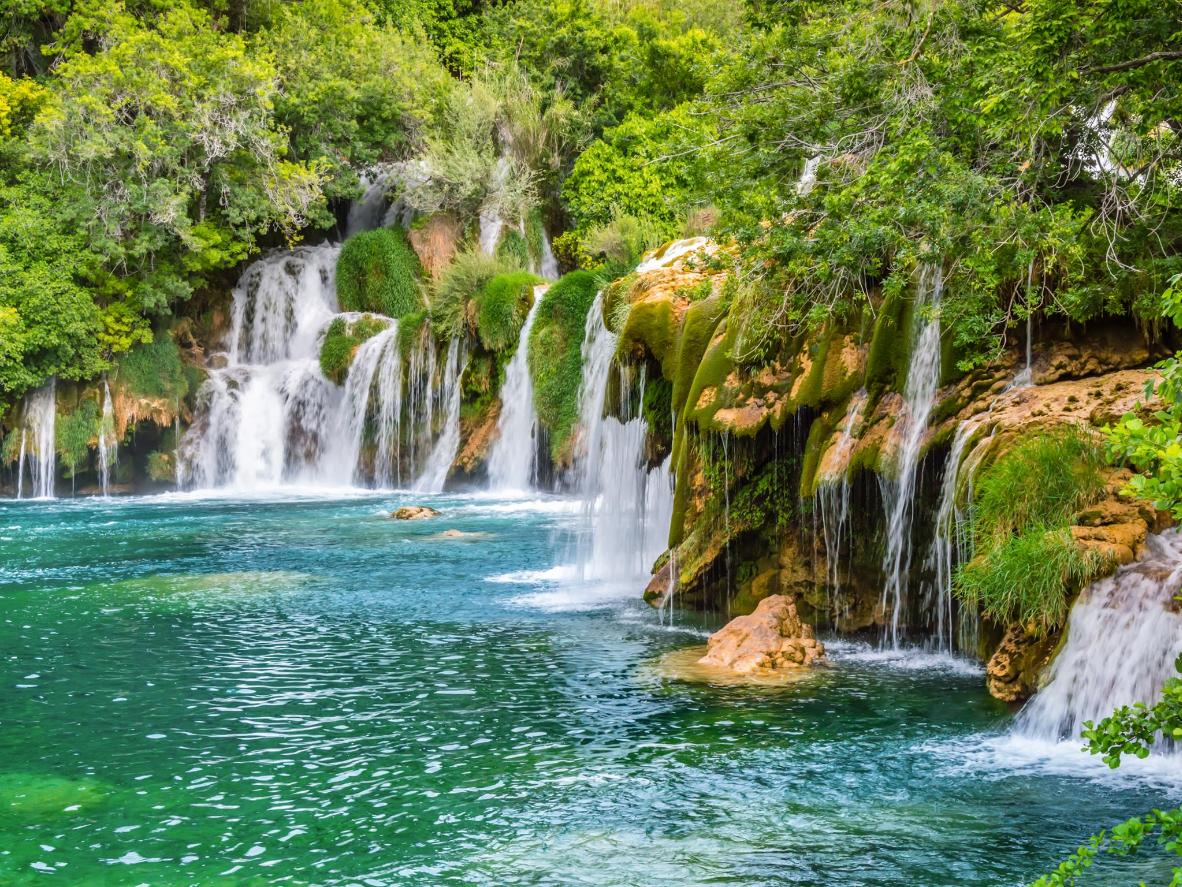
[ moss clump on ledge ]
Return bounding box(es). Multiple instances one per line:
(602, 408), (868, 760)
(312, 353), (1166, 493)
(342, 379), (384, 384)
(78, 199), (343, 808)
(336, 227), (423, 319)
(319, 314), (390, 384)
(475, 271), (543, 352)
(527, 270), (599, 460)
(115, 332), (189, 402)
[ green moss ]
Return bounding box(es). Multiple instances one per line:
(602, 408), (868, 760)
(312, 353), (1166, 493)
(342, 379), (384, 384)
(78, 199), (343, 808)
(617, 297), (679, 379)
(527, 271), (600, 459)
(684, 318), (737, 429)
(523, 208), (546, 272)
(115, 332), (188, 402)
(146, 449), (176, 483)
(475, 271), (542, 352)
(398, 310), (428, 358)
(336, 227), (423, 319)
(319, 314), (390, 384)
(790, 328), (833, 410)
(863, 289), (908, 394)
(798, 409), (838, 499)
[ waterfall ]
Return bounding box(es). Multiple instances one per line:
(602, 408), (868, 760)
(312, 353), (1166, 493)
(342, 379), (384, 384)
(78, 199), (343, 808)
(797, 155), (821, 196)
(414, 338), (467, 493)
(1018, 531), (1182, 746)
(539, 229), (559, 280)
(332, 323), (399, 485)
(17, 380), (56, 499)
(813, 391), (868, 608)
(345, 172), (391, 237)
(572, 292), (674, 582)
(879, 266), (944, 647)
(97, 379), (117, 497)
(181, 246), (342, 490)
(487, 286), (547, 492)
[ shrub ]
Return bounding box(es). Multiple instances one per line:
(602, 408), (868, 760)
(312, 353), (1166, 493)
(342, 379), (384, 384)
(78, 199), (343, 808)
(972, 425), (1107, 547)
(115, 332), (188, 401)
(56, 399), (98, 478)
(954, 527), (1103, 632)
(583, 213), (664, 275)
(476, 271), (542, 351)
(496, 228), (531, 270)
(319, 314), (389, 384)
(336, 227), (423, 318)
(431, 249), (517, 338)
(527, 270), (599, 458)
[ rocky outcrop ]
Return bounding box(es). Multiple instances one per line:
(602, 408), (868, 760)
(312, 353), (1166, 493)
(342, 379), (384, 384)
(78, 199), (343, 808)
(985, 624), (1060, 703)
(699, 594), (825, 675)
(392, 506), (440, 520)
(1070, 470), (1171, 566)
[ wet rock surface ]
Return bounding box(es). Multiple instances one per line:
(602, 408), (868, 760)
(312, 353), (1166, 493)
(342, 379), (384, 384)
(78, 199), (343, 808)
(699, 595), (825, 675)
(392, 506), (440, 520)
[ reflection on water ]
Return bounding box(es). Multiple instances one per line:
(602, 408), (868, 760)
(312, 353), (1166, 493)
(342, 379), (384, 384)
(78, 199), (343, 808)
(0, 492), (1176, 885)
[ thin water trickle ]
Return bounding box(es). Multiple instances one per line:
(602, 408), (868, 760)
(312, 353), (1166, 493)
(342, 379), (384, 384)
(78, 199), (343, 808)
(97, 380), (116, 497)
(880, 266), (944, 648)
(414, 338), (468, 493)
(17, 380), (56, 500)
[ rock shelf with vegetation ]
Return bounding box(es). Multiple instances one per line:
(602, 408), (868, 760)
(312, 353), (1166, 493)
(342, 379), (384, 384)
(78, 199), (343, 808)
(2, 0), (1182, 882)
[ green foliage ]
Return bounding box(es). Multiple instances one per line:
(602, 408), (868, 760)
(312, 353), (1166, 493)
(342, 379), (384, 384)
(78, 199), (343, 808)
(954, 528), (1103, 633)
(476, 271), (542, 352)
(583, 214), (665, 276)
(527, 270), (599, 458)
(973, 428), (1108, 548)
(55, 398), (98, 478)
(114, 332), (188, 402)
(1106, 275), (1182, 519)
(319, 315), (389, 385)
(336, 228), (424, 319)
(954, 427), (1108, 631)
(146, 449), (175, 483)
(431, 249), (518, 339)
(1033, 657), (1182, 885)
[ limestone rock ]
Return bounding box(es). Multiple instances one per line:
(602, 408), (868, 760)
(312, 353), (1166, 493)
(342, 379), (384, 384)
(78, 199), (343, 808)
(699, 594), (825, 675)
(986, 624), (1059, 703)
(392, 506), (440, 520)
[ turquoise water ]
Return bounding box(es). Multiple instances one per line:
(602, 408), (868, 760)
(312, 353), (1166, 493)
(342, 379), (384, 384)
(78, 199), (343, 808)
(0, 492), (1177, 886)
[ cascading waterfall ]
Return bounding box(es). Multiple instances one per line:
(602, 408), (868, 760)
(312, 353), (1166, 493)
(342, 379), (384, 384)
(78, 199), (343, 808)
(879, 265), (944, 647)
(97, 379), (117, 497)
(332, 323), (399, 485)
(539, 229), (559, 280)
(1018, 531), (1182, 746)
(181, 246), (341, 489)
(16, 380), (56, 499)
(487, 286), (547, 492)
(572, 292), (674, 582)
(414, 338), (467, 493)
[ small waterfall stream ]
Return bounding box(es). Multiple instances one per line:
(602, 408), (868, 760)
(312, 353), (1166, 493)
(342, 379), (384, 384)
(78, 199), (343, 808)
(879, 266), (944, 647)
(16, 380), (56, 499)
(487, 286), (547, 492)
(1018, 531), (1182, 745)
(813, 390), (868, 609)
(97, 380), (116, 496)
(572, 292), (674, 582)
(414, 338), (468, 493)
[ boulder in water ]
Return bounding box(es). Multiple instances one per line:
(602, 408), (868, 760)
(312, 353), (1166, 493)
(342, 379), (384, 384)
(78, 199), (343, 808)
(699, 594), (824, 675)
(392, 506), (440, 520)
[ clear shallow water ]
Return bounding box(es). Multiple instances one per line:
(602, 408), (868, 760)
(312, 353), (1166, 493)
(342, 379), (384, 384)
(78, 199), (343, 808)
(0, 494), (1177, 886)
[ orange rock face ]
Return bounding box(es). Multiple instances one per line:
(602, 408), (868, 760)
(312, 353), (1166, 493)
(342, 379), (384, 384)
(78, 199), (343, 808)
(699, 595), (825, 675)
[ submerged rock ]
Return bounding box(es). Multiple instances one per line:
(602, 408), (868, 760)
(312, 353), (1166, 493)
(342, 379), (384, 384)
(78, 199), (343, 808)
(699, 594), (825, 675)
(392, 506), (440, 520)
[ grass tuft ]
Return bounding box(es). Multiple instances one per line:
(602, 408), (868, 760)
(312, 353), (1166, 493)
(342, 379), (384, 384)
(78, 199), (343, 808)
(336, 227), (423, 318)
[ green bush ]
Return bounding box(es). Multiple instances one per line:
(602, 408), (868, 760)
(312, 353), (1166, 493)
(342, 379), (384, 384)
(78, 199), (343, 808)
(319, 314), (389, 384)
(115, 332), (188, 401)
(476, 271), (542, 352)
(972, 426), (1107, 547)
(495, 228), (531, 270)
(954, 527), (1102, 632)
(952, 425), (1109, 631)
(336, 227), (423, 318)
(431, 249), (517, 338)
(583, 213), (664, 274)
(527, 270), (599, 459)
(56, 399), (98, 478)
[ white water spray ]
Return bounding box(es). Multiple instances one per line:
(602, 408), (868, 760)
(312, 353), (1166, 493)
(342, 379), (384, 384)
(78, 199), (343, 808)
(487, 286), (547, 492)
(17, 380), (56, 499)
(97, 380), (117, 497)
(414, 338), (467, 493)
(1018, 531), (1182, 746)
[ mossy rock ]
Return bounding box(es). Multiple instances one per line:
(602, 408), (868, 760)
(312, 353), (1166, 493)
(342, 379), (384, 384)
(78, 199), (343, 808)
(617, 297), (680, 380)
(319, 314), (390, 384)
(684, 319), (738, 429)
(114, 332), (188, 402)
(527, 271), (600, 460)
(336, 227), (424, 318)
(475, 271), (542, 352)
(863, 289), (908, 394)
